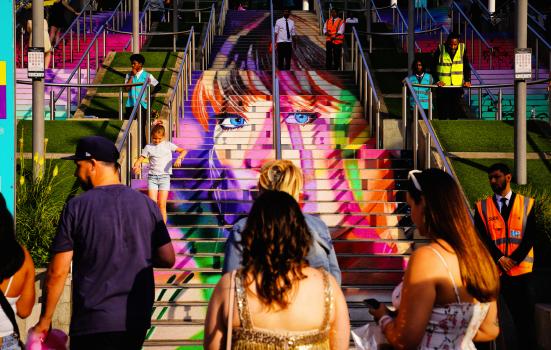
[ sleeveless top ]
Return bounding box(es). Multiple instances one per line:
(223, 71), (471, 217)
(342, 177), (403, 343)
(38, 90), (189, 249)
(232, 270), (333, 350)
(392, 247), (490, 350)
(0, 276), (19, 337)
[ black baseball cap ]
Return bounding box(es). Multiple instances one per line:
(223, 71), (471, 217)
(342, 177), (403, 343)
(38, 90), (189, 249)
(62, 136), (120, 163)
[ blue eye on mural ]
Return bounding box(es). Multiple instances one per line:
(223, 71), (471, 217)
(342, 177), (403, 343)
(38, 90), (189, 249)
(285, 112), (318, 125)
(219, 114), (248, 130)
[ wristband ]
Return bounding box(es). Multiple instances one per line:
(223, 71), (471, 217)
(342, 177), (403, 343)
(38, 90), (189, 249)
(378, 315), (393, 331)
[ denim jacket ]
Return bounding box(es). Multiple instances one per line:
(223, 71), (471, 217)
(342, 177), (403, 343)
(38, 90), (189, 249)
(222, 214), (342, 285)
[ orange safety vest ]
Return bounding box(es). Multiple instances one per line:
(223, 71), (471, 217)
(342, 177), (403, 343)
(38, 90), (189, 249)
(325, 17), (344, 45)
(476, 194), (535, 276)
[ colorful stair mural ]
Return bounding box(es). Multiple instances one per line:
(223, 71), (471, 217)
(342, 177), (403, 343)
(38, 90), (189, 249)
(137, 8), (414, 350)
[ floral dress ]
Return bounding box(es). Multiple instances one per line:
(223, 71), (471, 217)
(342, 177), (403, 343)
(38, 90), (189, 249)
(392, 247), (490, 350)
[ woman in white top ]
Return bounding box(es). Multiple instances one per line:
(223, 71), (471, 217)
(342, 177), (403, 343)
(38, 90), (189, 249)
(0, 194), (36, 350)
(369, 168), (500, 350)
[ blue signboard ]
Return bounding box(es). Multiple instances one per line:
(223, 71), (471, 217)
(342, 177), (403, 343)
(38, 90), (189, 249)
(0, 0), (15, 214)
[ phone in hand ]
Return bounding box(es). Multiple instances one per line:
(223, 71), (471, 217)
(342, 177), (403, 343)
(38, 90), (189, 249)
(363, 298), (380, 309)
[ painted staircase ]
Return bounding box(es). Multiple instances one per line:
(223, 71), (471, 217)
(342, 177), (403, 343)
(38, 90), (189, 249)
(136, 7), (416, 350)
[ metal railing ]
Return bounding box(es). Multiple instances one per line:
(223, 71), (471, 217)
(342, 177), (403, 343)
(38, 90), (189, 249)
(49, 0), (95, 69)
(50, 1), (125, 118)
(313, 0), (326, 35)
(201, 4), (216, 70)
(450, 1), (494, 69)
(403, 78), (551, 124)
(466, 0), (550, 77)
(108, 27), (193, 52)
(392, 6), (422, 52)
(122, 1), (152, 51)
(217, 0), (229, 35)
(16, 79), (146, 122)
(270, 0), (281, 160)
(402, 78), (472, 211)
(370, 0), (383, 23)
(166, 26), (195, 142)
(356, 26), (442, 54)
(161, 5), (213, 23)
(527, 23), (551, 80)
(351, 27), (381, 148)
(527, 2), (546, 31)
(116, 80), (150, 185)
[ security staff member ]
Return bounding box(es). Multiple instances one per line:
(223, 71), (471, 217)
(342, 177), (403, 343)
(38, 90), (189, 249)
(407, 58), (434, 114)
(474, 163), (536, 350)
(274, 8), (296, 71)
(324, 8), (344, 70)
(432, 32), (471, 119)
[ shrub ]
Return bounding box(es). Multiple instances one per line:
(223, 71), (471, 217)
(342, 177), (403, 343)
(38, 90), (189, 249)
(16, 134), (76, 267)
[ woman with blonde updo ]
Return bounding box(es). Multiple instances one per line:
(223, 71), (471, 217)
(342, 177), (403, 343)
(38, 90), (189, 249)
(223, 160), (341, 284)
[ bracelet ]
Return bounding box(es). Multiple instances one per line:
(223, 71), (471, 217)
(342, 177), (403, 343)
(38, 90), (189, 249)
(377, 315), (393, 331)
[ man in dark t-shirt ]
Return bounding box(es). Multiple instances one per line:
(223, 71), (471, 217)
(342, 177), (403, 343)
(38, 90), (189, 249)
(34, 136), (175, 350)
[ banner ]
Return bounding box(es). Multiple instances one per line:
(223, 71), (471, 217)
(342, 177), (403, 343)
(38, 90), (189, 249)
(0, 0), (15, 214)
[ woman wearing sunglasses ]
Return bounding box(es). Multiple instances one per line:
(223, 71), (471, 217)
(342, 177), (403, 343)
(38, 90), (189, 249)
(368, 168), (500, 349)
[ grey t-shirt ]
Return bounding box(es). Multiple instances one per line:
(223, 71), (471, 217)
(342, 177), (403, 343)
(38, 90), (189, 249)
(51, 184), (172, 336)
(141, 141), (179, 175)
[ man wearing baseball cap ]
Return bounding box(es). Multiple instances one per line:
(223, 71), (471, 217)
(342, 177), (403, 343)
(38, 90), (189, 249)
(34, 136), (175, 350)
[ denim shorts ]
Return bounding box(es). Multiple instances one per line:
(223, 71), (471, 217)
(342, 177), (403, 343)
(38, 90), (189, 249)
(148, 174), (171, 191)
(0, 334), (21, 350)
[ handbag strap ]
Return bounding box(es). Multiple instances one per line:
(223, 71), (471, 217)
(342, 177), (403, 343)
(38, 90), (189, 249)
(226, 270), (236, 350)
(0, 287), (21, 339)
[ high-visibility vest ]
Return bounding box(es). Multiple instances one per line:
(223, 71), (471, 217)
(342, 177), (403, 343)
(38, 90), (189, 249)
(476, 194), (535, 276)
(436, 43), (465, 86)
(325, 17), (344, 45)
(408, 73), (433, 110)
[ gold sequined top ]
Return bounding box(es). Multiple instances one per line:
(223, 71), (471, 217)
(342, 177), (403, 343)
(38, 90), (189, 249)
(232, 269), (333, 350)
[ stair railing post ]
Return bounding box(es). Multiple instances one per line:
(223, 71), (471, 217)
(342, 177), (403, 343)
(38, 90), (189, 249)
(83, 10), (87, 42)
(103, 30), (106, 57)
(77, 67), (82, 103)
(168, 103), (173, 141)
(478, 87), (482, 119)
(498, 88), (502, 120)
(138, 104), (143, 152)
(367, 81), (372, 136)
(62, 38), (66, 68)
(402, 82), (407, 149)
(50, 90), (55, 120)
(66, 83), (71, 119)
(95, 37), (99, 70)
(86, 51), (90, 83)
(119, 88), (124, 120)
(426, 114), (431, 169)
(20, 27), (24, 68)
(413, 105), (418, 169)
(126, 134), (132, 185)
(428, 89), (433, 120)
(52, 48), (55, 69)
(77, 17), (81, 52)
(375, 99), (380, 149)
(535, 39), (539, 79)
(146, 85), (151, 143)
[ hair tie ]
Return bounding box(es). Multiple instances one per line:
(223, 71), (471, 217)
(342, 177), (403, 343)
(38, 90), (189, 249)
(270, 168), (282, 187)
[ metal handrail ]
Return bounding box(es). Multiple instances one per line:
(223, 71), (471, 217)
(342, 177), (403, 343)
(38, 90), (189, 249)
(217, 0), (228, 35)
(393, 5), (422, 52)
(450, 1), (494, 70)
(402, 78), (472, 211)
(52, 0), (94, 48)
(201, 4), (216, 70)
(106, 28), (192, 35)
(370, 0), (382, 23)
(356, 26), (442, 36)
(313, 0), (325, 35)
(17, 80), (144, 88)
(405, 77), (550, 121)
(116, 80), (150, 185)
(351, 27), (381, 148)
(123, 1), (151, 51)
(50, 1), (125, 117)
(270, 0), (281, 160)
(527, 3), (546, 31)
(166, 26), (195, 142)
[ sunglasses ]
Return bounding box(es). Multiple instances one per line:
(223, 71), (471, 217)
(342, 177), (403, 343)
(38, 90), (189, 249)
(408, 170), (423, 192)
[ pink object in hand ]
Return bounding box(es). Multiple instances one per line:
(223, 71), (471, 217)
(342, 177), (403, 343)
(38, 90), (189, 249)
(26, 328), (68, 350)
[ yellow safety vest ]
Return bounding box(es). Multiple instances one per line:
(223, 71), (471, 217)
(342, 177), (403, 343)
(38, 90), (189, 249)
(476, 194), (535, 276)
(436, 43), (465, 86)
